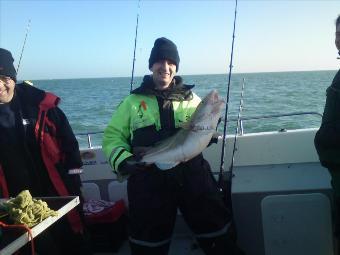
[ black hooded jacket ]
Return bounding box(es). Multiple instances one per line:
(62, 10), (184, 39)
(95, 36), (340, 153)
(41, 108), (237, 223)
(314, 69), (340, 168)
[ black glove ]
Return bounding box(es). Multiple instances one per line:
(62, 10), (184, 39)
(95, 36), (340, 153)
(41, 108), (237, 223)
(118, 155), (144, 176)
(207, 136), (218, 147)
(207, 117), (222, 147)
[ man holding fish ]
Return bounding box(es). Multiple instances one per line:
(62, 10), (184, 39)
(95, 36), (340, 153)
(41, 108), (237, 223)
(103, 37), (244, 255)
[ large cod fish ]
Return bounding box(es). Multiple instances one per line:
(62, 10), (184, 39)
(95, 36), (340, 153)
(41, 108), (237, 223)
(134, 89), (224, 170)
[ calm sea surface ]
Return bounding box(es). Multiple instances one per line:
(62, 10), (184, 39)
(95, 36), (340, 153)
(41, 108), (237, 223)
(31, 70), (336, 148)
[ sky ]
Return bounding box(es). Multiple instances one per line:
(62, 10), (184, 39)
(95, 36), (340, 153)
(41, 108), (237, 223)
(0, 0), (339, 80)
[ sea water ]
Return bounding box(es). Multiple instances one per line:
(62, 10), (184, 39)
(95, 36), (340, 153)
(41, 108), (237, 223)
(31, 70), (335, 148)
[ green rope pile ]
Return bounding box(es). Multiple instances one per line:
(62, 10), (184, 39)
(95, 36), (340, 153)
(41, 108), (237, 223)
(2, 190), (58, 227)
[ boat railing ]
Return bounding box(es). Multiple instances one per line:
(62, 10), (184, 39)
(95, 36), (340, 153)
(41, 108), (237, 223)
(76, 131), (103, 149)
(76, 111), (322, 148)
(229, 111), (322, 136)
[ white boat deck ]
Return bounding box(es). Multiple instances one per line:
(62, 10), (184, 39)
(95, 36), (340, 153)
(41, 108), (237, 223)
(79, 128), (337, 255)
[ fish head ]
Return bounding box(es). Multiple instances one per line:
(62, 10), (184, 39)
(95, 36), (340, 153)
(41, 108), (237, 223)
(204, 89), (224, 114)
(191, 89), (224, 129)
(199, 89), (224, 116)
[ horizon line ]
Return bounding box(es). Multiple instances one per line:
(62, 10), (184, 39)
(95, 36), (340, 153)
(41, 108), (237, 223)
(18, 69), (338, 82)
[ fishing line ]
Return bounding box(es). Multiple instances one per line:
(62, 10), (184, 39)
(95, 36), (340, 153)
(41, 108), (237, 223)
(130, 0), (141, 93)
(17, 19), (31, 75)
(218, 0), (238, 194)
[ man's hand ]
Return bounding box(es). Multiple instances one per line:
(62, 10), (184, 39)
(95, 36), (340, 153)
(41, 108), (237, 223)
(118, 155), (145, 176)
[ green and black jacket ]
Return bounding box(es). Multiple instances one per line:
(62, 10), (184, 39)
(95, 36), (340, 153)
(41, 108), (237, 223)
(102, 75), (201, 175)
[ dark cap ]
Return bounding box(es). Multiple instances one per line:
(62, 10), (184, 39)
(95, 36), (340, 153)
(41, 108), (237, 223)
(0, 48), (17, 82)
(149, 37), (180, 71)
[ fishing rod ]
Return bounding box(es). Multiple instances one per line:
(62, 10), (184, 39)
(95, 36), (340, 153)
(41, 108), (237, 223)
(229, 78), (245, 183)
(130, 0), (141, 93)
(219, 79), (244, 212)
(218, 0), (238, 196)
(17, 19), (31, 75)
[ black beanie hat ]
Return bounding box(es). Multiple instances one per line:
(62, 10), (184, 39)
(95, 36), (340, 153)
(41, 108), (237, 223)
(0, 48), (17, 82)
(149, 37), (180, 71)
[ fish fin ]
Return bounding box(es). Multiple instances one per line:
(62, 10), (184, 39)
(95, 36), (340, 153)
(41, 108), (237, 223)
(155, 162), (179, 170)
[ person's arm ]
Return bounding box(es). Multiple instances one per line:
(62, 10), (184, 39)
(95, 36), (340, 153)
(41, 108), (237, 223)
(47, 107), (84, 197)
(102, 98), (134, 177)
(315, 86), (340, 149)
(48, 107), (82, 171)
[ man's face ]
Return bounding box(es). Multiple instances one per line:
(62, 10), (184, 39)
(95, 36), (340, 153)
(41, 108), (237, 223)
(0, 76), (15, 104)
(151, 59), (177, 90)
(335, 24), (340, 52)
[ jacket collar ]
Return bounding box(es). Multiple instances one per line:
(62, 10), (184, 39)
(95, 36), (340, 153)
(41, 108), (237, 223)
(131, 75), (194, 101)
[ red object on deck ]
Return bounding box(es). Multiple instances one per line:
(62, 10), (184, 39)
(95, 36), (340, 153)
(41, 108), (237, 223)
(84, 199), (126, 225)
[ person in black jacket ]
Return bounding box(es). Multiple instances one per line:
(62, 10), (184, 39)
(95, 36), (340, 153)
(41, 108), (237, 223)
(314, 15), (340, 242)
(0, 48), (92, 254)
